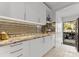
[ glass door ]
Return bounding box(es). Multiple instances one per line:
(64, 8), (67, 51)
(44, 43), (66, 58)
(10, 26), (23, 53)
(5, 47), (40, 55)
(63, 20), (76, 46)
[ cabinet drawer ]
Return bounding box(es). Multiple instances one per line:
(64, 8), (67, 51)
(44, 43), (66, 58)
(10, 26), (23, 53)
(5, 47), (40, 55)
(9, 42), (23, 51)
(9, 48), (23, 57)
(9, 48), (23, 54)
(0, 45), (11, 54)
(9, 42), (23, 47)
(10, 42), (22, 47)
(0, 42), (23, 55)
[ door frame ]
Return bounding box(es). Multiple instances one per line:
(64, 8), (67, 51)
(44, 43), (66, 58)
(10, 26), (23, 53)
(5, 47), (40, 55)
(62, 16), (79, 52)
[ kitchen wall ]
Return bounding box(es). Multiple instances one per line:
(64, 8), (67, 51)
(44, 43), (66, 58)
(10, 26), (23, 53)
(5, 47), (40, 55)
(56, 3), (79, 47)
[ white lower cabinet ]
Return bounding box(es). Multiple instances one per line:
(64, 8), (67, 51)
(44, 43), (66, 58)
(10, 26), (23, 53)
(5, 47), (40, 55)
(0, 45), (12, 57)
(47, 36), (52, 50)
(42, 36), (51, 55)
(43, 37), (49, 55)
(51, 35), (56, 48)
(9, 42), (23, 57)
(9, 41), (30, 57)
(29, 38), (43, 57)
(22, 40), (30, 57)
(49, 36), (54, 49)
(25, 2), (46, 25)
(42, 36), (54, 56)
(0, 35), (55, 57)
(0, 42), (23, 57)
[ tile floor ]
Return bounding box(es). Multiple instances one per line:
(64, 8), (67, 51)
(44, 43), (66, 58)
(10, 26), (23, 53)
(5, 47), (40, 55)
(44, 45), (79, 57)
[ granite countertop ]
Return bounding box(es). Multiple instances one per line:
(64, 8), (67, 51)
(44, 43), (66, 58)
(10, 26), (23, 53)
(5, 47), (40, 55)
(0, 33), (55, 46)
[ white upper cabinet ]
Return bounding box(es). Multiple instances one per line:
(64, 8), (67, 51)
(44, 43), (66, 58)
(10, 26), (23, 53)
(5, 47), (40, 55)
(38, 3), (46, 25)
(25, 2), (46, 25)
(0, 2), (46, 24)
(25, 2), (39, 22)
(46, 6), (53, 21)
(0, 2), (10, 17)
(9, 2), (25, 20)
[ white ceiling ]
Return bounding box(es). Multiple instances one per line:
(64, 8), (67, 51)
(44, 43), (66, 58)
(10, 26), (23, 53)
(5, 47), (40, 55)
(44, 2), (77, 11)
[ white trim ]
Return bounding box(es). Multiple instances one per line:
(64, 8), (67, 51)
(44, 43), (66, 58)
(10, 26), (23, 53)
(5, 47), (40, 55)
(0, 16), (43, 25)
(62, 15), (79, 22)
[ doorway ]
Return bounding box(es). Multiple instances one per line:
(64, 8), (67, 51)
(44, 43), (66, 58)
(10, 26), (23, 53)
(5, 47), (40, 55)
(63, 20), (76, 46)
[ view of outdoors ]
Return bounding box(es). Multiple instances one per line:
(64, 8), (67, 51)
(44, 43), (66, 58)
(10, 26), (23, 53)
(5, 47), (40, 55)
(64, 21), (76, 32)
(63, 20), (76, 46)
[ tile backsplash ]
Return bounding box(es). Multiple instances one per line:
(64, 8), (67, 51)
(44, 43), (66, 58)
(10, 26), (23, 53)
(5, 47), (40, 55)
(0, 21), (41, 37)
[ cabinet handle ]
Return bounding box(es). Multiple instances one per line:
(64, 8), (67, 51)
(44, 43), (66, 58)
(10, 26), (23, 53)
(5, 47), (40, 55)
(9, 42), (23, 47)
(17, 54), (23, 57)
(9, 48), (23, 54)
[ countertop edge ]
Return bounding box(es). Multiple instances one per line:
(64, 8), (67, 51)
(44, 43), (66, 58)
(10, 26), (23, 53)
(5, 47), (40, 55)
(0, 34), (55, 47)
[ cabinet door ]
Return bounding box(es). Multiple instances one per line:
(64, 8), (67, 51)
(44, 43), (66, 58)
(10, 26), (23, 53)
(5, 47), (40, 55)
(9, 42), (24, 57)
(41, 37), (46, 56)
(39, 38), (44, 57)
(52, 35), (56, 48)
(0, 42), (24, 57)
(42, 36), (52, 55)
(42, 37), (49, 55)
(46, 6), (53, 21)
(0, 2), (10, 17)
(45, 36), (51, 51)
(49, 36), (53, 49)
(9, 2), (25, 20)
(0, 45), (12, 57)
(29, 38), (42, 57)
(22, 41), (30, 57)
(39, 3), (46, 25)
(25, 2), (39, 22)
